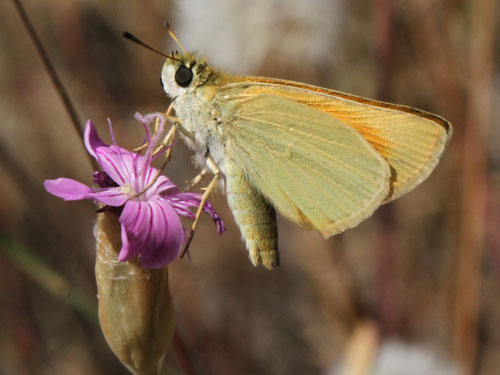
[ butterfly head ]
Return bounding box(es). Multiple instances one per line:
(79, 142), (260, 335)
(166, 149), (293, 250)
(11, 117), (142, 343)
(121, 29), (215, 100)
(161, 51), (213, 99)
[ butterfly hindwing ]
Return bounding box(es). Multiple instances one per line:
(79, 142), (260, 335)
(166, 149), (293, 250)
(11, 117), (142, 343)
(213, 92), (391, 237)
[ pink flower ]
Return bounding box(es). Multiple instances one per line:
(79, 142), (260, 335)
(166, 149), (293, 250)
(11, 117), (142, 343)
(44, 113), (224, 268)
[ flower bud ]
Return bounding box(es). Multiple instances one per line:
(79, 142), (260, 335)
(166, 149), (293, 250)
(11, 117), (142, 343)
(94, 211), (175, 375)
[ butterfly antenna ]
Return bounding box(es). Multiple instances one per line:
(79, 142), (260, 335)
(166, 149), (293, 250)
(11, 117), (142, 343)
(122, 32), (183, 62)
(164, 22), (187, 53)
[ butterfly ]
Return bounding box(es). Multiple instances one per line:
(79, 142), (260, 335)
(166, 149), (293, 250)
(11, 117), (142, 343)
(125, 26), (452, 269)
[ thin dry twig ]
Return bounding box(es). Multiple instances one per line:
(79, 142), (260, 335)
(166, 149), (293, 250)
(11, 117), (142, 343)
(172, 331), (196, 375)
(373, 0), (397, 337)
(453, 0), (496, 373)
(11, 0), (98, 170)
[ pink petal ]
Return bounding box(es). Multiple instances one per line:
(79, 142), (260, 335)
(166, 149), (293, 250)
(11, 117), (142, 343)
(84, 121), (127, 185)
(146, 174), (178, 198)
(118, 200), (152, 261)
(140, 200), (185, 268)
(166, 193), (226, 235)
(90, 187), (129, 207)
(44, 178), (129, 207)
(85, 121), (142, 187)
(84, 121), (107, 160)
(93, 146), (132, 186)
(44, 178), (94, 201)
(118, 199), (185, 268)
(119, 223), (140, 261)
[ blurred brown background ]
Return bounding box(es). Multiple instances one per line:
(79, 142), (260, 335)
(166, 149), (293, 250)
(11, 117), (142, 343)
(1, 0), (499, 374)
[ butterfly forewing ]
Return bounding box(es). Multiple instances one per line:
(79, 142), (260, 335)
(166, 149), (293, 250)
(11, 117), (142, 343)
(213, 92), (391, 238)
(220, 79), (451, 202)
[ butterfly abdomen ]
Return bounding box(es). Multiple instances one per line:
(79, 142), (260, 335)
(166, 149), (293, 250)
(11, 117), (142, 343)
(223, 164), (279, 269)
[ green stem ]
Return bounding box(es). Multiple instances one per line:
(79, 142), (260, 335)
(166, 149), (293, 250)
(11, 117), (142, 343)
(0, 232), (98, 325)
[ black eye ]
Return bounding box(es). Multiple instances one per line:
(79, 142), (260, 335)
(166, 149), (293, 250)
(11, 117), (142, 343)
(175, 66), (193, 87)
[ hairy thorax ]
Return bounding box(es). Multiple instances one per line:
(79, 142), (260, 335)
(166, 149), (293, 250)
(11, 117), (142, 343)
(172, 90), (234, 180)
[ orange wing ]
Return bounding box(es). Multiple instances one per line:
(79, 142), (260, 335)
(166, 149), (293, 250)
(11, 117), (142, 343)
(217, 77), (452, 202)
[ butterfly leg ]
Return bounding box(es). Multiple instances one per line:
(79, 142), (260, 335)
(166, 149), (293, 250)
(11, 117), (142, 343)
(134, 108), (197, 197)
(180, 158), (220, 258)
(183, 168), (210, 192)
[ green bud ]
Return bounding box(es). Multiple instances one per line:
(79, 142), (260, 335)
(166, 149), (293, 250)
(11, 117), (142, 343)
(94, 211), (175, 375)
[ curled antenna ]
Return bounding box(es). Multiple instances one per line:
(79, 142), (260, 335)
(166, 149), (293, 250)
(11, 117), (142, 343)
(164, 22), (187, 53)
(122, 32), (183, 62)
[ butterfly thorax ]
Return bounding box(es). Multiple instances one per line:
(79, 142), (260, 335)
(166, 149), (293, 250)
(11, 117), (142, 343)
(175, 91), (227, 168)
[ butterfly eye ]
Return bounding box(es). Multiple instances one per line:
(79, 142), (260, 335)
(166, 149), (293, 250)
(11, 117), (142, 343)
(175, 66), (193, 87)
